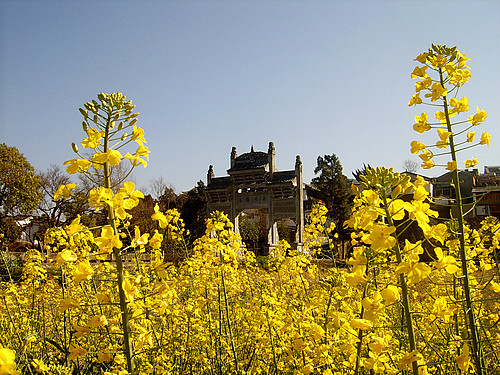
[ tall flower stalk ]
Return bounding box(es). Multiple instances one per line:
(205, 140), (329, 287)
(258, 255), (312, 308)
(66, 93), (149, 374)
(409, 44), (491, 374)
(102, 113), (134, 374)
(350, 167), (423, 375)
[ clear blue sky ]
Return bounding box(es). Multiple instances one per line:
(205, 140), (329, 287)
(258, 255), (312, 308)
(1, 0), (499, 193)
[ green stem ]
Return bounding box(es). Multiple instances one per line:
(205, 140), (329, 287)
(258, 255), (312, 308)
(103, 112), (135, 375)
(381, 189), (419, 375)
(265, 310), (279, 375)
(354, 284), (367, 375)
(439, 68), (486, 375)
(60, 268), (69, 366)
(220, 266), (239, 373)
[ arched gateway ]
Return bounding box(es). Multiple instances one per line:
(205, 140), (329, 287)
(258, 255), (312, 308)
(204, 142), (320, 250)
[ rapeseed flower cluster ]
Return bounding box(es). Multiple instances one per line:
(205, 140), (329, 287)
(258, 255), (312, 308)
(1, 47), (499, 375)
(408, 44), (490, 171)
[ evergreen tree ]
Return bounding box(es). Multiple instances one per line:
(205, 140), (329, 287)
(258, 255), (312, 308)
(311, 154), (352, 254)
(0, 143), (42, 244)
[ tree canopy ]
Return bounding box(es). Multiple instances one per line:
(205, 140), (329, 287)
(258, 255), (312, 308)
(0, 143), (42, 218)
(311, 153), (352, 241)
(0, 143), (42, 244)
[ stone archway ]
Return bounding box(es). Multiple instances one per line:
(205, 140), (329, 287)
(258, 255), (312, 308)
(204, 142), (316, 250)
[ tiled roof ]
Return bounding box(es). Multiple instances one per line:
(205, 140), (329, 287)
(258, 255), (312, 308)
(270, 170), (296, 183)
(228, 151), (268, 171)
(206, 170), (298, 190)
(206, 176), (232, 190)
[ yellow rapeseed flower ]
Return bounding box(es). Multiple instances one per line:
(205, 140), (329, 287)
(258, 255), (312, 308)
(464, 157), (478, 168)
(456, 344), (470, 371)
(122, 278), (136, 302)
(435, 111), (447, 122)
(448, 97), (469, 114)
(364, 224), (397, 253)
(92, 149), (122, 169)
(411, 66), (428, 79)
(435, 140), (449, 149)
(95, 225), (122, 253)
(425, 223), (449, 244)
(73, 260), (94, 283)
(413, 185), (429, 201)
(466, 131), (476, 143)
(433, 247), (459, 274)
(380, 285), (400, 305)
(123, 152), (148, 167)
(431, 297), (456, 322)
(437, 128), (452, 142)
(131, 124), (146, 145)
(427, 54), (447, 68)
(53, 183), (77, 201)
(413, 113), (431, 134)
(31, 359), (49, 373)
(398, 350), (423, 370)
(132, 226), (149, 251)
(135, 144), (150, 160)
(81, 128), (104, 149)
(421, 159), (435, 169)
(63, 158), (92, 174)
(59, 297), (79, 312)
(425, 83), (447, 102)
(415, 77), (432, 93)
(468, 106), (487, 125)
(88, 315), (108, 327)
(88, 186), (113, 209)
(414, 52), (429, 64)
(446, 160), (457, 172)
(68, 346), (86, 361)
(480, 132), (491, 146)
(408, 93), (422, 106)
(350, 318), (372, 331)
(410, 140), (426, 154)
(56, 249), (77, 266)
(0, 346), (18, 375)
(149, 230), (163, 250)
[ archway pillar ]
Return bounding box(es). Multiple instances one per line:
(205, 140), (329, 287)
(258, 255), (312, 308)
(295, 156), (304, 250)
(267, 194), (279, 246)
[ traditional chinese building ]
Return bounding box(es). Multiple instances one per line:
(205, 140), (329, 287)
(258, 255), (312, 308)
(204, 142), (319, 249)
(473, 166), (500, 218)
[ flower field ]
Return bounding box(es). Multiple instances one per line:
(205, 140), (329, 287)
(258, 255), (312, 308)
(1, 45), (499, 375)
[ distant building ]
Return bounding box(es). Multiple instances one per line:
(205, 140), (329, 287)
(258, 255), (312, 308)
(204, 142), (321, 250)
(14, 215), (40, 243)
(431, 166), (500, 219)
(472, 166), (500, 218)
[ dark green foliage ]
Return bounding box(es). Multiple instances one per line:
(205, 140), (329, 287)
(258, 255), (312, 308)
(0, 143), (43, 246)
(311, 154), (353, 242)
(0, 143), (42, 218)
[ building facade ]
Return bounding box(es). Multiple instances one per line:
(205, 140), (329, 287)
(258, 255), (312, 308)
(204, 142), (318, 249)
(431, 166), (500, 219)
(472, 166), (500, 218)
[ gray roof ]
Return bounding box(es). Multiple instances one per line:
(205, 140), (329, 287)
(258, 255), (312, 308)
(206, 176), (232, 190)
(270, 170), (296, 183)
(206, 170), (297, 190)
(228, 151), (268, 171)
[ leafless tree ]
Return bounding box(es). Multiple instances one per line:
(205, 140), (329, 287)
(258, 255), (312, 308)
(37, 164), (72, 227)
(402, 159), (419, 173)
(146, 177), (177, 209)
